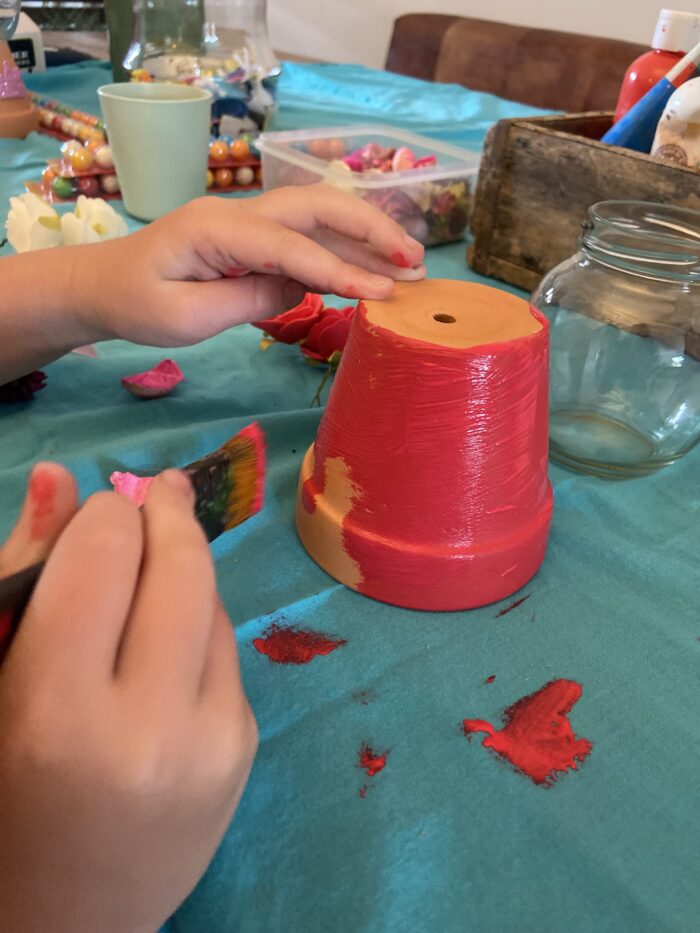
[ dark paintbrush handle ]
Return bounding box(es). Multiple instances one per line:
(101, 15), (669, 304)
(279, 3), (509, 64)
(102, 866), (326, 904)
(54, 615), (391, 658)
(0, 561), (45, 661)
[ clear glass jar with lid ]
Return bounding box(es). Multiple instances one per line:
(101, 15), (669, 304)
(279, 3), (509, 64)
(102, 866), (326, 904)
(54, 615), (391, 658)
(124, 0), (279, 134)
(531, 201), (700, 477)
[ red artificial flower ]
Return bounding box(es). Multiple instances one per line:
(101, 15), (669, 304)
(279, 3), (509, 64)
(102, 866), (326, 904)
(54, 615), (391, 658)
(301, 305), (355, 361)
(254, 292), (324, 344)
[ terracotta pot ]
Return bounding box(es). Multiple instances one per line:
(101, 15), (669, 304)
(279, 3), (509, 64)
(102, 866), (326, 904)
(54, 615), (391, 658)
(295, 279), (553, 611)
(0, 41), (38, 139)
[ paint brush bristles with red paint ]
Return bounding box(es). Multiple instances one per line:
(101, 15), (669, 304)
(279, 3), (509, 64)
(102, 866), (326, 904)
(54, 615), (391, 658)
(0, 423), (266, 662)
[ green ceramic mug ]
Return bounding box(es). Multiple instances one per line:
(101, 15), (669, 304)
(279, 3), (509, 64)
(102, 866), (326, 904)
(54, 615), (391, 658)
(98, 82), (212, 222)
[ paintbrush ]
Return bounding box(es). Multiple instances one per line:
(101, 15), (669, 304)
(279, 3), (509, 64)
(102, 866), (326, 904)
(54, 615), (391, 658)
(0, 423), (265, 662)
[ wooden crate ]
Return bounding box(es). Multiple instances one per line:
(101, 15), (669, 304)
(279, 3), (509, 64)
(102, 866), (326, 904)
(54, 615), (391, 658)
(468, 112), (700, 291)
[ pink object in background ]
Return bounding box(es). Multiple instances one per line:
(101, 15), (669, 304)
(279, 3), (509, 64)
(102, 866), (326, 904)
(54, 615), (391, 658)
(121, 358), (184, 398)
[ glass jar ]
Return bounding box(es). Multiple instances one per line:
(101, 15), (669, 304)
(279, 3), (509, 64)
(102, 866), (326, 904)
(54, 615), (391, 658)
(123, 0), (280, 133)
(531, 201), (700, 477)
(0, 0), (20, 42)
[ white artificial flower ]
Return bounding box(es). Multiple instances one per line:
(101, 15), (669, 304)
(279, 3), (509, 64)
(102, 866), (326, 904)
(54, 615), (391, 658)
(6, 192), (63, 253)
(60, 195), (128, 246)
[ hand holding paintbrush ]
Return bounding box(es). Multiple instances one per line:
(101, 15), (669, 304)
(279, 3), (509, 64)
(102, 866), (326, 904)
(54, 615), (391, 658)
(0, 423), (265, 662)
(0, 428), (262, 932)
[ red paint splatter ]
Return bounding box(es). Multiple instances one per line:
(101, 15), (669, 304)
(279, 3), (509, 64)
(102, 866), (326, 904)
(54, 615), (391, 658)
(494, 594), (531, 618)
(262, 261), (276, 270)
(358, 743), (388, 777)
(484, 674), (496, 684)
(389, 251), (411, 268)
(224, 266), (250, 278)
(253, 624), (346, 664)
(28, 468), (57, 540)
(359, 785), (367, 799)
(462, 679), (592, 786)
(301, 477), (317, 514)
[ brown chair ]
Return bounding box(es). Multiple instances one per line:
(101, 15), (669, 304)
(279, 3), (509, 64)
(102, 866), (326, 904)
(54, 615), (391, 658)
(386, 14), (647, 112)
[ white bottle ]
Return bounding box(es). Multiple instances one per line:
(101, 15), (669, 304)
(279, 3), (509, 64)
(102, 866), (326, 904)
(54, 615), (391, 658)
(651, 75), (700, 167)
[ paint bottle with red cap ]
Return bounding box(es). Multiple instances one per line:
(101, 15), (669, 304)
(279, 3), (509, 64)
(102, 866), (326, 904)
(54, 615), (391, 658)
(614, 9), (700, 122)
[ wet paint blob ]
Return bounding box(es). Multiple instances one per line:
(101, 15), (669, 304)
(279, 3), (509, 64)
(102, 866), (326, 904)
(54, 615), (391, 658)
(252, 624), (346, 664)
(462, 679), (592, 786)
(358, 743), (388, 778)
(484, 675), (496, 684)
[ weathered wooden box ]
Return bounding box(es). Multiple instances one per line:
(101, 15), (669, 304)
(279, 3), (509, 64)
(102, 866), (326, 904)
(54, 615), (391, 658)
(468, 112), (700, 291)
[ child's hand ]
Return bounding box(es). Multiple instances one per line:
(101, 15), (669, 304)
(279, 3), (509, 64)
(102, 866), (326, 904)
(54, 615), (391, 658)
(84, 183), (427, 347)
(0, 469), (257, 933)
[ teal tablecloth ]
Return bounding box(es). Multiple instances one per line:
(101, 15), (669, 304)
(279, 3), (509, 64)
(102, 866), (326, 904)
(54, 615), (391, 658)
(1, 62), (698, 933)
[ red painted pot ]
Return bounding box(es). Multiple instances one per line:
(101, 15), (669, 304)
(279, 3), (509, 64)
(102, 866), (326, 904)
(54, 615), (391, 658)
(296, 279), (553, 611)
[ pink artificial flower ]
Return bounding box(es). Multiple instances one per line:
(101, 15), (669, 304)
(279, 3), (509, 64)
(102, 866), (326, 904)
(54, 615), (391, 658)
(301, 305), (355, 361)
(254, 293), (324, 344)
(121, 358), (184, 399)
(431, 190), (457, 216)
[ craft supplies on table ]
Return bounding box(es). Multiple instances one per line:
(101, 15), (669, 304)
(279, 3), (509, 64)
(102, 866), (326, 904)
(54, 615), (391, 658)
(651, 75), (700, 166)
(614, 9), (700, 121)
(531, 200), (700, 476)
(469, 111), (700, 291)
(122, 0), (280, 134)
(296, 279), (552, 610)
(601, 36), (700, 152)
(259, 124), (480, 246)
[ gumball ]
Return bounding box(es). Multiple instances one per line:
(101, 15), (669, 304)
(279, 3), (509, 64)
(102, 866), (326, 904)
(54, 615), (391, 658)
(40, 110), (53, 127)
(51, 114), (64, 131)
(95, 145), (114, 169)
(52, 177), (75, 199)
(235, 166), (254, 186)
(206, 169), (215, 189)
(209, 140), (229, 162)
(78, 125), (93, 142)
(86, 137), (103, 153)
(76, 176), (101, 197)
(230, 137), (249, 161)
(214, 168), (233, 188)
(100, 174), (121, 194)
(60, 116), (74, 135)
(42, 165), (56, 186)
(61, 139), (82, 158)
(255, 166), (263, 183)
(70, 147), (95, 172)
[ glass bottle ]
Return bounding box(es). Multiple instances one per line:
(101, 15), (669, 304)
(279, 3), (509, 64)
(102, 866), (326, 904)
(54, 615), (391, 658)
(531, 201), (700, 477)
(123, 0), (280, 133)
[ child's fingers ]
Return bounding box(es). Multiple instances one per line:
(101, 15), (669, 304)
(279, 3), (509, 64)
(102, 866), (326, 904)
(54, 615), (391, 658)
(0, 463), (78, 578)
(12, 491), (143, 682)
(309, 230), (427, 281)
(198, 600), (246, 707)
(250, 184), (425, 269)
(212, 214), (395, 298)
(116, 470), (218, 703)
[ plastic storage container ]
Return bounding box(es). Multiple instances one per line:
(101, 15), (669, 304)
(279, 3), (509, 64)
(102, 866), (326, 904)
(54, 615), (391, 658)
(259, 124), (480, 246)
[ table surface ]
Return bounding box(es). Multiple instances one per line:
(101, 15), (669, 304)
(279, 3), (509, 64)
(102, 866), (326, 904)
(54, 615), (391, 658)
(1, 61), (698, 933)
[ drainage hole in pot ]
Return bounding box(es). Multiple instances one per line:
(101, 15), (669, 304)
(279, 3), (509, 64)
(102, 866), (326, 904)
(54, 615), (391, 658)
(433, 313), (456, 323)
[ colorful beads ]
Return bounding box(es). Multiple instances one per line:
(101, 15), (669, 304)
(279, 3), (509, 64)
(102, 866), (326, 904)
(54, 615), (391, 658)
(209, 140), (230, 162)
(94, 146), (114, 169)
(235, 166), (254, 186)
(69, 147), (95, 172)
(52, 177), (74, 199)
(230, 138), (250, 161)
(101, 175), (121, 194)
(76, 176), (101, 197)
(214, 168), (234, 188)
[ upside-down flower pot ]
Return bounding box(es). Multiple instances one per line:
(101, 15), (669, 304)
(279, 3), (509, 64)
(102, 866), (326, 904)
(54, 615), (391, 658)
(295, 279), (553, 611)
